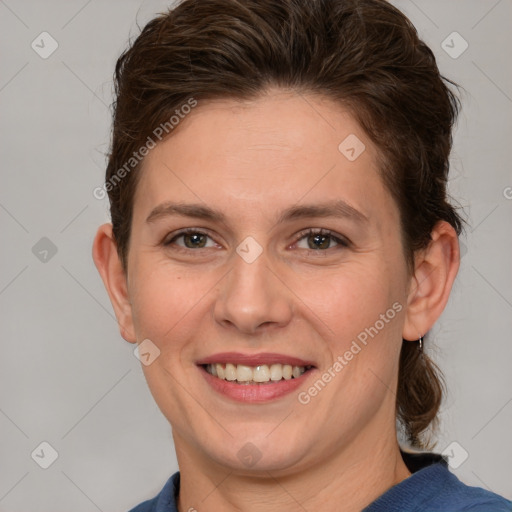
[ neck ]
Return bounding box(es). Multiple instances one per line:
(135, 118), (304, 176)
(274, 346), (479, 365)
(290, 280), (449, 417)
(174, 424), (411, 512)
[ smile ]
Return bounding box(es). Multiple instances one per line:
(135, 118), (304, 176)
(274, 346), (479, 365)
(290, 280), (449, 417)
(203, 363), (314, 384)
(196, 352), (317, 402)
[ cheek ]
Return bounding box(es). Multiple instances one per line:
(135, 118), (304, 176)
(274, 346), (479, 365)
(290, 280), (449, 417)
(293, 261), (402, 347)
(294, 260), (405, 406)
(129, 262), (213, 351)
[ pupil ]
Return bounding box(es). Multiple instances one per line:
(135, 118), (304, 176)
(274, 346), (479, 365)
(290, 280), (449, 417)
(309, 234), (329, 250)
(185, 233), (206, 248)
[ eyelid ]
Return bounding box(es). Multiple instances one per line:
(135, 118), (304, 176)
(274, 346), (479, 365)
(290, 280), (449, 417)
(163, 226), (350, 254)
(293, 228), (351, 249)
(163, 227), (219, 247)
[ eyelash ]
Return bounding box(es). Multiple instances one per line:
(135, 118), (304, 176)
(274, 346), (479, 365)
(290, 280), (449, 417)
(292, 228), (350, 253)
(163, 227), (350, 254)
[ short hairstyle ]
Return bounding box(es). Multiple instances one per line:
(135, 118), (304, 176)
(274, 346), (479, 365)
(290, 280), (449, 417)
(105, 0), (464, 448)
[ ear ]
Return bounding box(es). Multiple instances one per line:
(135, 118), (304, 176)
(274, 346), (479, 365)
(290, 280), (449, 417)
(403, 221), (460, 341)
(92, 223), (137, 343)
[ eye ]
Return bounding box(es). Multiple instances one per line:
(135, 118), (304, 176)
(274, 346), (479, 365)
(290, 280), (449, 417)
(164, 228), (218, 249)
(294, 228), (349, 251)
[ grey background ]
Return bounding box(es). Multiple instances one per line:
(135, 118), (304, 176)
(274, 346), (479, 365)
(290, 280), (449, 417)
(0, 0), (511, 510)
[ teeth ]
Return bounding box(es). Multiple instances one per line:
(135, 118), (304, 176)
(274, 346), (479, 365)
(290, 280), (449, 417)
(270, 363), (283, 381)
(236, 364), (253, 382)
(253, 365), (270, 382)
(205, 363), (310, 383)
(292, 365), (302, 378)
(225, 363), (237, 381)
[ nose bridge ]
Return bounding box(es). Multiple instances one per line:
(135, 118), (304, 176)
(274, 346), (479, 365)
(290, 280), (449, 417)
(214, 244), (293, 333)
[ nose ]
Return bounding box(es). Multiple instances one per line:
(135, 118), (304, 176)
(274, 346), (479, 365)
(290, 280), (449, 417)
(213, 248), (293, 335)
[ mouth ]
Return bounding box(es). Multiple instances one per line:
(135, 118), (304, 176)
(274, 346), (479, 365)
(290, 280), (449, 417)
(196, 352), (317, 402)
(200, 362), (315, 385)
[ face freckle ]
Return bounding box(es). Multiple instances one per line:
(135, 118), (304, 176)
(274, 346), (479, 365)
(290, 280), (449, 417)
(125, 89), (411, 473)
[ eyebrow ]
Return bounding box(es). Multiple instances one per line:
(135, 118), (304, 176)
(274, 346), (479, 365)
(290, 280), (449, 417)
(276, 200), (368, 224)
(145, 199), (369, 225)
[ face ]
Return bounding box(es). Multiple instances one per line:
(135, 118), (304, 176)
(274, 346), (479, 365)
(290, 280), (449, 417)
(125, 89), (411, 475)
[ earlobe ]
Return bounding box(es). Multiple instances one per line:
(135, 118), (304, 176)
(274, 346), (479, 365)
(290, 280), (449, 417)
(402, 221), (460, 342)
(92, 223), (137, 343)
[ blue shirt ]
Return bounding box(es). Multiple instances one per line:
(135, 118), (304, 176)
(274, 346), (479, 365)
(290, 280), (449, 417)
(129, 452), (511, 511)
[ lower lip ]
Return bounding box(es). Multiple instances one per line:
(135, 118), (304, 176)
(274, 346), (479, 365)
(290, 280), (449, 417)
(198, 365), (315, 403)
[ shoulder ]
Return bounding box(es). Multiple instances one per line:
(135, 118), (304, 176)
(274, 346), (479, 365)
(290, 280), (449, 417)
(128, 498), (156, 512)
(127, 472), (180, 512)
(365, 451), (512, 512)
(429, 468), (512, 512)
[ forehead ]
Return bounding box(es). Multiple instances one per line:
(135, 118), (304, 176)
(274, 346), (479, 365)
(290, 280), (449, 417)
(132, 90), (394, 226)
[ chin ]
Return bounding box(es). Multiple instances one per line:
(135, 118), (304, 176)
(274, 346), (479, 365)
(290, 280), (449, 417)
(204, 432), (313, 474)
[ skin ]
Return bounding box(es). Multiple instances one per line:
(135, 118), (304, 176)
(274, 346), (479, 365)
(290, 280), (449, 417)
(93, 89), (460, 511)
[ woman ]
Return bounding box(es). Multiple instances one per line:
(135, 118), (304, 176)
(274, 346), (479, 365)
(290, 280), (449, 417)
(92, 0), (511, 510)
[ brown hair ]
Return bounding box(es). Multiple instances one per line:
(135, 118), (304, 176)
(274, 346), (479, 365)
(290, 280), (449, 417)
(105, 0), (463, 448)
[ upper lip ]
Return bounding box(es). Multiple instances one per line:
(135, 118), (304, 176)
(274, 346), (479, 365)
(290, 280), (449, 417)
(196, 352), (316, 368)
